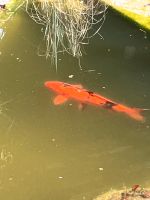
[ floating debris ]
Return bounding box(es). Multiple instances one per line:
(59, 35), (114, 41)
(68, 74), (74, 79)
(58, 176), (63, 179)
(85, 69), (96, 73)
(51, 138), (56, 142)
(98, 167), (104, 171)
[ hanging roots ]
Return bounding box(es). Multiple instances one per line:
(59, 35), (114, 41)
(25, 0), (107, 66)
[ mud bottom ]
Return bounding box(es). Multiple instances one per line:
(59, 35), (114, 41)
(94, 185), (150, 200)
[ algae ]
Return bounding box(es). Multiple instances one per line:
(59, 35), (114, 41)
(102, 0), (150, 30)
(0, 0), (24, 26)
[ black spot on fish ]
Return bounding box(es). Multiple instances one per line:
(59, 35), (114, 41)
(103, 101), (117, 109)
(87, 91), (94, 95)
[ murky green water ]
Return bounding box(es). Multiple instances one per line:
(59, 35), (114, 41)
(0, 9), (150, 200)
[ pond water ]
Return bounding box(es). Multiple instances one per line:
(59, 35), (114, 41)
(0, 8), (150, 200)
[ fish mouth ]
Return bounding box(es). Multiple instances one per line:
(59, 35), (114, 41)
(44, 81), (50, 88)
(44, 81), (62, 89)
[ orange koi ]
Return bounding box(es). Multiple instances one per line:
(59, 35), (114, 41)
(44, 81), (146, 121)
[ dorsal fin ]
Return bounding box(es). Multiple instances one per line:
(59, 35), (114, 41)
(72, 84), (83, 89)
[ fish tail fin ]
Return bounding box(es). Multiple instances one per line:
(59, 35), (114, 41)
(126, 108), (145, 121)
(112, 104), (145, 121)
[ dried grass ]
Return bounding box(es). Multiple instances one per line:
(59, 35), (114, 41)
(25, 0), (107, 67)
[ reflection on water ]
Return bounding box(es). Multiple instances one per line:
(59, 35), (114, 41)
(0, 9), (150, 200)
(0, 28), (5, 40)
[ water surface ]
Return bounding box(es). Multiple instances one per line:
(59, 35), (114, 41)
(0, 9), (150, 200)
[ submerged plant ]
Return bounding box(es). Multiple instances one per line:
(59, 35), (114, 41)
(25, 0), (107, 67)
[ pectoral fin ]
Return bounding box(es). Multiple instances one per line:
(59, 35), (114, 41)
(53, 95), (68, 105)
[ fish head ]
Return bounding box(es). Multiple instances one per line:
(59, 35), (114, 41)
(44, 81), (64, 92)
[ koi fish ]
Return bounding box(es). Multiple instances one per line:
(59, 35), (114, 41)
(44, 81), (146, 121)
